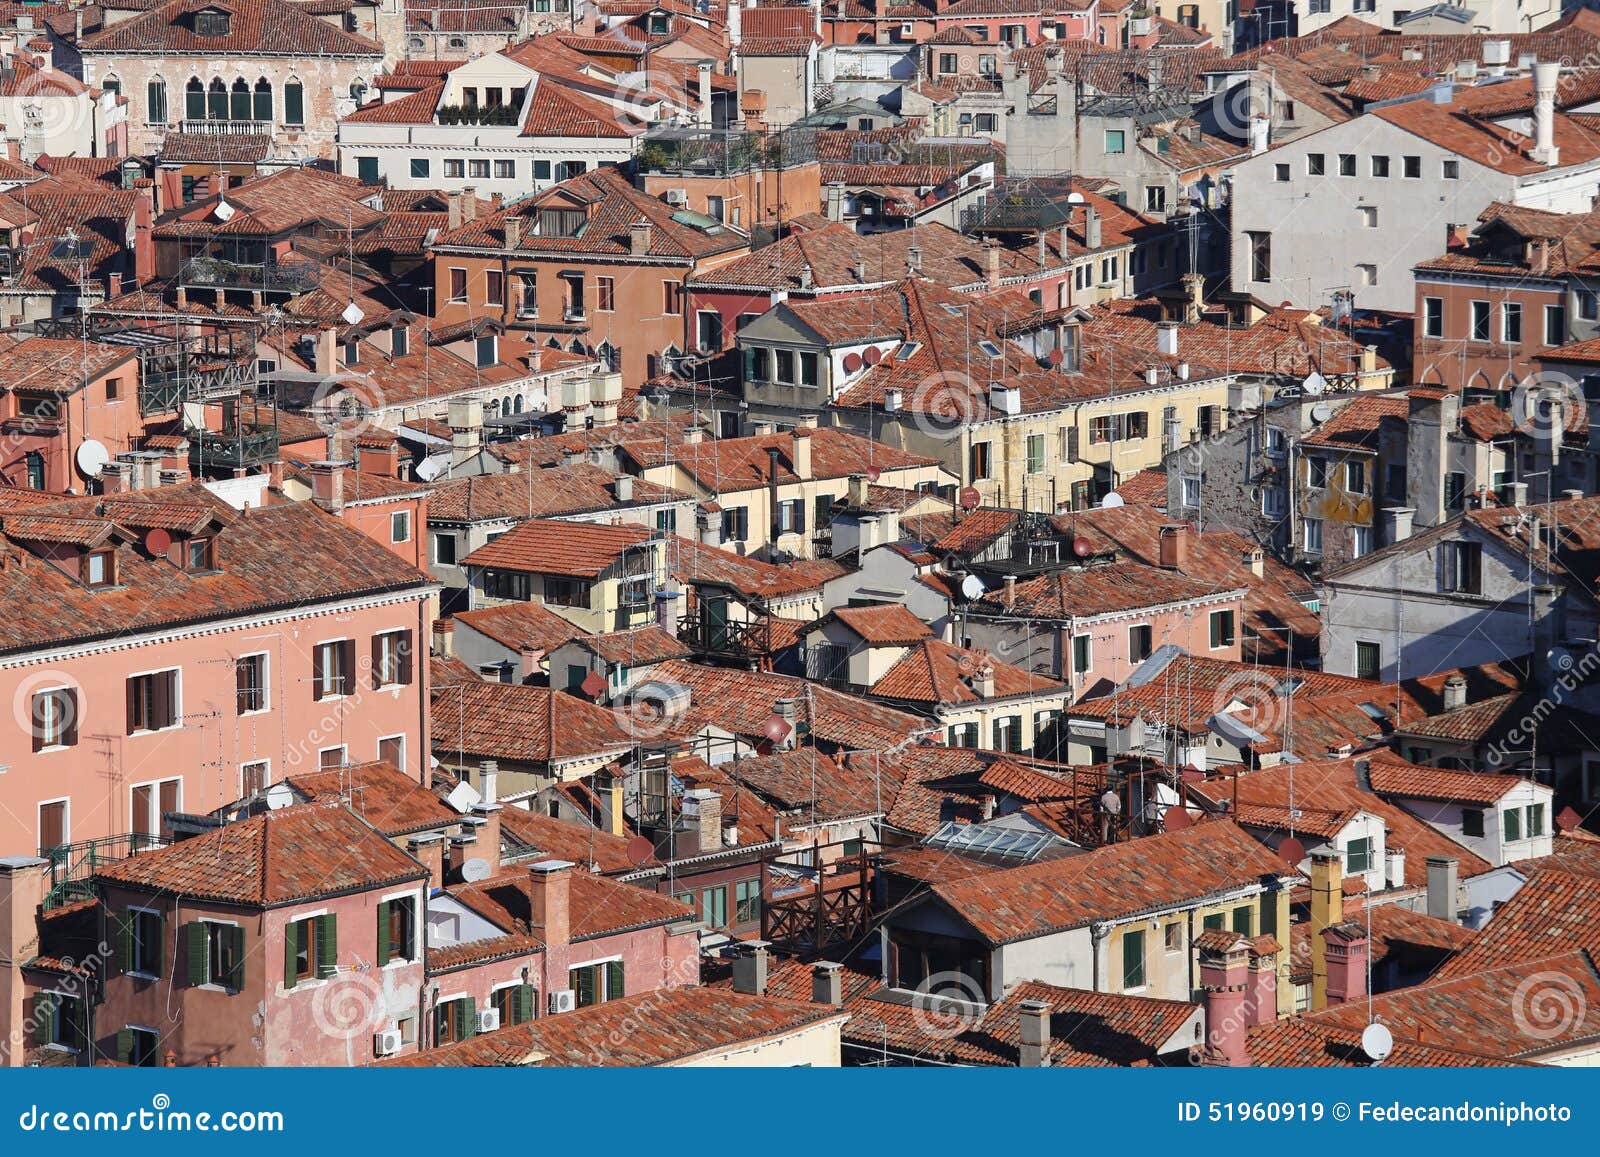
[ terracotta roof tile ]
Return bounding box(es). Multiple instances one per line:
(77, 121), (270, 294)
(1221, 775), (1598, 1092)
(430, 680), (635, 766)
(460, 519), (655, 577)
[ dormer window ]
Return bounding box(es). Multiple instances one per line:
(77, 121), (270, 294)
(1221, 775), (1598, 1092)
(392, 324), (409, 357)
(537, 207), (585, 238)
(194, 7), (232, 36)
(475, 334), (498, 368)
(648, 12), (669, 34)
(345, 340), (360, 366)
(85, 548), (115, 588)
(186, 536), (215, 572)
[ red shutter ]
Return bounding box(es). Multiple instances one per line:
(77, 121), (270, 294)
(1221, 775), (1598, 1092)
(312, 644), (327, 700)
(339, 640), (356, 696)
(398, 630), (414, 686)
(126, 676), (140, 734)
(62, 689), (78, 747)
(370, 634), (384, 689)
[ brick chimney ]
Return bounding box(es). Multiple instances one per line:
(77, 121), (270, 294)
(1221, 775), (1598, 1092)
(684, 788), (721, 854)
(1321, 922), (1369, 1005)
(407, 834), (445, 890)
(1246, 936), (1279, 1026)
(731, 939), (771, 995)
(984, 240), (1001, 289)
(503, 215), (521, 249)
(132, 179), (155, 285)
(315, 327), (338, 377)
(629, 219), (653, 255)
(309, 460), (347, 514)
(1158, 523), (1189, 569)
(0, 855), (50, 1064)
(528, 860), (573, 949)
(357, 436), (400, 479)
(1018, 998), (1051, 1067)
(1308, 850), (1342, 1010)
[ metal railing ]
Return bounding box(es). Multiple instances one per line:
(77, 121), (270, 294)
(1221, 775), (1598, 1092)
(189, 425), (280, 471)
(178, 119), (271, 135)
(182, 255), (321, 293)
(41, 833), (171, 910)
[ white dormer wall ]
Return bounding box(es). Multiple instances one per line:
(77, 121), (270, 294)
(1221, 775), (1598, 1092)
(441, 53), (538, 109)
(1389, 780), (1556, 866)
(827, 337), (902, 402)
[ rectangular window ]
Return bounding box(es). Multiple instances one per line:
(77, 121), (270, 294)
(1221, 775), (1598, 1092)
(533, 159), (551, 181)
(1338, 153), (1356, 176)
(448, 267), (467, 303)
(1402, 155), (1421, 178)
(1209, 609), (1236, 649)
(1352, 525), (1373, 558)
(494, 983), (536, 1026)
(241, 760), (269, 797)
(1025, 433), (1045, 475)
(126, 670), (179, 734)
(1303, 518), (1324, 554)
(1072, 633), (1092, 675)
(390, 511), (411, 543)
(1231, 905), (1253, 935)
(948, 722), (979, 748)
(123, 909), (163, 977)
(774, 349), (795, 384)
(1462, 807), (1486, 837)
(1423, 297), (1443, 338)
(1346, 460), (1368, 493)
(235, 654), (267, 714)
(1247, 231), (1271, 282)
(596, 276), (615, 312)
(1470, 300), (1490, 342)
(734, 879), (761, 926)
(1545, 304), (1567, 346)
(284, 914), (336, 989)
(1128, 624), (1152, 662)
(1122, 929), (1146, 990)
(494, 159), (514, 179)
(184, 920), (244, 989)
(1105, 129), (1125, 154)
(469, 159), (490, 178)
(969, 441), (992, 481)
(377, 896), (416, 964)
(1274, 163), (1290, 182)
(1445, 471), (1466, 512)
(1440, 541), (1483, 594)
(1308, 456), (1328, 488)
(30, 688), (78, 751)
(569, 960), (624, 1007)
(1442, 159), (1460, 179)
(1527, 803), (1545, 838)
(1503, 808), (1522, 843)
(434, 996), (475, 1044)
(409, 158), (430, 179)
(992, 715), (1023, 753)
(1371, 155), (1390, 177)
(1307, 153), (1325, 175)
(444, 159), (464, 178)
(372, 630), (414, 688)
(1502, 303), (1522, 344)
(663, 280), (683, 315)
(433, 532), (458, 565)
(1359, 205), (1377, 228)
(313, 640), (357, 699)
(485, 269), (504, 307)
(1356, 640), (1381, 680)
(1345, 836), (1374, 874)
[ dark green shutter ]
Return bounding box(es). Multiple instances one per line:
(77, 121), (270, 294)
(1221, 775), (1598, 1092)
(315, 914), (337, 978)
(183, 921), (206, 986)
(227, 926), (245, 990)
(572, 966), (594, 1008)
(605, 960), (625, 1002)
(512, 984), (534, 1025)
(284, 920), (300, 989)
(457, 997), (476, 1040)
(150, 913), (164, 978)
(376, 901), (391, 967)
(116, 1028), (133, 1064)
(33, 994), (55, 1046)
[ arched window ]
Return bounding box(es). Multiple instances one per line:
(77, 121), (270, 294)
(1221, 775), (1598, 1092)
(230, 77), (251, 121)
(207, 77), (228, 120)
(186, 77), (205, 121)
(147, 77), (168, 125)
(253, 78), (272, 122)
(485, 398), (500, 418)
(512, 394), (524, 413)
(102, 73), (122, 97)
(283, 78), (304, 126)
(349, 79), (367, 104)
(448, 36), (466, 50)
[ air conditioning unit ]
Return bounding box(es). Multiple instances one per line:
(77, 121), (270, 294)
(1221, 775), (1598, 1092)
(373, 1029), (402, 1057)
(664, 188), (688, 206)
(475, 1008), (501, 1033)
(548, 988), (577, 1014)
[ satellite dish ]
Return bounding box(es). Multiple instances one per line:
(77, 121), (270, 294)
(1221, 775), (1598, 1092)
(1302, 371), (1328, 395)
(626, 836), (655, 866)
(580, 670), (608, 699)
(762, 714), (793, 743)
(1279, 836), (1306, 868)
(1099, 492), (1125, 509)
(958, 486), (981, 510)
(214, 199), (235, 223)
(1164, 807), (1191, 831)
(75, 438), (109, 478)
(1046, 348), (1063, 366)
(1361, 1022), (1394, 1063)
(1100, 790), (1122, 815)
(1073, 537), (1093, 557)
(863, 346), (882, 366)
(460, 857), (492, 883)
(1310, 402), (1334, 423)
(342, 300), (366, 326)
(864, 466), (881, 482)
(960, 573), (985, 600)
(843, 352), (863, 373)
(143, 528), (173, 557)
(264, 783), (295, 810)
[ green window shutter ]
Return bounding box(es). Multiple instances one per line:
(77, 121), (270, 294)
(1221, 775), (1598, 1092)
(227, 925), (245, 990)
(572, 965), (595, 1008)
(513, 984), (534, 1024)
(116, 1027), (133, 1064)
(375, 901), (391, 967)
(605, 960), (625, 1002)
(315, 914), (338, 978)
(151, 913), (164, 978)
(33, 994), (55, 1046)
(284, 919), (300, 990)
(458, 997), (476, 1040)
(183, 921), (207, 987)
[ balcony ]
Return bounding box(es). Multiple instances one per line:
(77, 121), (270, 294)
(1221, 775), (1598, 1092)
(42, 832), (171, 910)
(188, 424), (280, 472)
(178, 119), (271, 135)
(679, 611), (789, 660)
(182, 255), (321, 293)
(563, 306), (587, 323)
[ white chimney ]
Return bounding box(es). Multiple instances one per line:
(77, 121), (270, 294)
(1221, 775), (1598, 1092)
(1156, 322), (1179, 357)
(1533, 61), (1561, 167)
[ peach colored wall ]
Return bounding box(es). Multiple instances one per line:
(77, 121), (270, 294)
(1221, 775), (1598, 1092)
(1065, 596), (1246, 698)
(0, 358), (147, 494)
(0, 593), (433, 856)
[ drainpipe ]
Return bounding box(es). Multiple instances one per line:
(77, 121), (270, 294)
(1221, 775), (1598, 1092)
(766, 446), (782, 550)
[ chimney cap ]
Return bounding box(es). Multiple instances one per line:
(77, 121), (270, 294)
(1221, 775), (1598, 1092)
(529, 858), (576, 874)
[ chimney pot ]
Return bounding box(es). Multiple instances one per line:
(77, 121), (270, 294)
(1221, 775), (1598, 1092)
(811, 961), (843, 1006)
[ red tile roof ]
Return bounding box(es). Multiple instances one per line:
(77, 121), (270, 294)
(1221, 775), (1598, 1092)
(871, 639), (1068, 705)
(79, 0), (383, 55)
(1367, 762), (1532, 805)
(617, 426), (940, 492)
(430, 680), (636, 766)
(451, 863), (689, 944)
(95, 802), (426, 906)
(285, 760), (457, 837)
(429, 463), (690, 522)
(822, 603), (933, 646)
(460, 519), (655, 577)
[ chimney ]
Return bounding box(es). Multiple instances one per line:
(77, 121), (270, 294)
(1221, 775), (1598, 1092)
(731, 940), (771, 996)
(461, 187), (477, 221)
(408, 834), (446, 890)
(984, 241), (1001, 289)
(1181, 272), (1205, 325)
(684, 787), (721, 854)
(1442, 673), (1468, 712)
(1083, 204), (1101, 250)
(1241, 547), (1264, 578)
(1308, 850), (1341, 1010)
(1198, 934), (1252, 1066)
(447, 190), (463, 231)
(1017, 999), (1051, 1067)
(1532, 61), (1560, 166)
(1156, 321), (1179, 357)
(606, 767), (626, 837)
(1504, 480), (1529, 506)
(478, 759), (499, 805)
(772, 697), (801, 752)
(629, 220), (653, 255)
(432, 616), (454, 657)
(1158, 523), (1189, 570)
(613, 474), (634, 503)
(1002, 574), (1017, 610)
(1426, 855), (1459, 924)
(1246, 937), (1279, 1027)
(315, 327), (338, 377)
(309, 460), (347, 514)
(696, 61), (713, 127)
(971, 664), (996, 698)
(811, 961), (843, 1006)
(132, 180), (155, 285)
(447, 397), (483, 467)
(790, 428), (813, 480)
(825, 184), (844, 222)
(472, 800), (502, 877)
(357, 437), (400, 479)
(1381, 506), (1415, 544)
(528, 860), (573, 948)
(0, 855), (51, 1063)
(1321, 924), (1369, 1006)
(503, 216), (521, 249)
